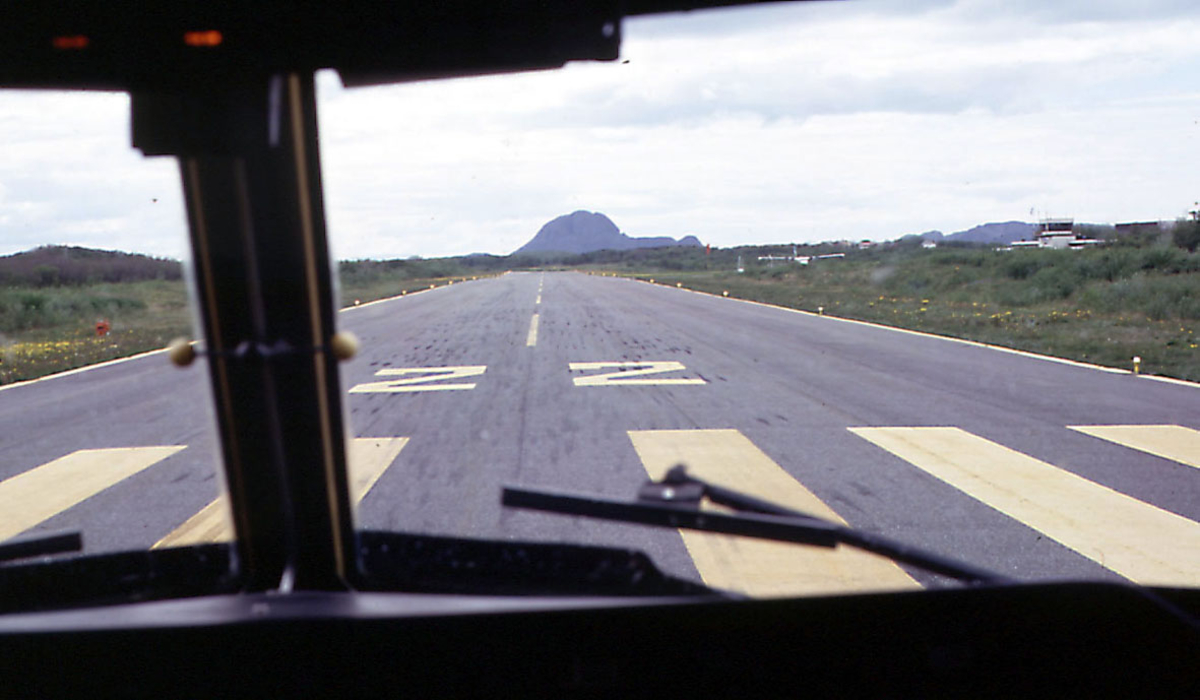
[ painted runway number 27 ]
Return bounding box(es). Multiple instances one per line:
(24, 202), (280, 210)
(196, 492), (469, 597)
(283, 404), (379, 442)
(569, 361), (706, 386)
(349, 366), (487, 393)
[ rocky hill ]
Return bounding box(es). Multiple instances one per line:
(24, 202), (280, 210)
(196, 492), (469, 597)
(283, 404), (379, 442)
(514, 211), (702, 255)
(917, 221), (1038, 245)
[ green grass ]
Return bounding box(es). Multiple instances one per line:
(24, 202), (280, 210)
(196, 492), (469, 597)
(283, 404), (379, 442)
(0, 280), (193, 384)
(0, 273), (491, 385)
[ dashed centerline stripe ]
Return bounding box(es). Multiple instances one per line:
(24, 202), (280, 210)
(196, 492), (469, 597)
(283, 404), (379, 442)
(0, 446), (186, 542)
(154, 437), (409, 549)
(628, 429), (919, 597)
(526, 313), (540, 347)
(850, 426), (1200, 587)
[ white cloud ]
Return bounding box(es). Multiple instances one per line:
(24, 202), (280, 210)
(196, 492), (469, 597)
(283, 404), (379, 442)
(0, 91), (186, 258)
(3, 0), (1200, 260)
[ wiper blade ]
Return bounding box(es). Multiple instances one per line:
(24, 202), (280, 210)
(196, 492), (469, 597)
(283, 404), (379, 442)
(503, 466), (1011, 586)
(0, 531), (82, 564)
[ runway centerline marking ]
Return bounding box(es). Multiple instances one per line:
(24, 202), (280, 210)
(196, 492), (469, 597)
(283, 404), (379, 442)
(526, 314), (540, 347)
(850, 426), (1200, 587)
(570, 361), (706, 386)
(0, 446), (185, 542)
(349, 366), (486, 393)
(1068, 425), (1200, 469)
(628, 429), (918, 597)
(154, 437), (409, 549)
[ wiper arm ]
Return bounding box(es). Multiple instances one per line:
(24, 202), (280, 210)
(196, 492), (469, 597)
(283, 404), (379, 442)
(502, 465), (1010, 586)
(0, 531), (82, 564)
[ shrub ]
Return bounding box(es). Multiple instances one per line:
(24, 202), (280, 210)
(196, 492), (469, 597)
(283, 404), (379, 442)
(1173, 220), (1200, 252)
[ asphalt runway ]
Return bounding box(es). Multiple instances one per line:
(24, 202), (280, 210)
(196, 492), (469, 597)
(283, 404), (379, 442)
(2, 271), (1197, 595)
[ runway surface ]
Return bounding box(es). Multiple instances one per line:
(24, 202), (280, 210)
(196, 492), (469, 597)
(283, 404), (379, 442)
(2, 271), (1197, 595)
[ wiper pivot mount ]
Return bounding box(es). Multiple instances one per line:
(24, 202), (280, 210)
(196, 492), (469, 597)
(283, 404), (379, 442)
(504, 465), (1010, 586)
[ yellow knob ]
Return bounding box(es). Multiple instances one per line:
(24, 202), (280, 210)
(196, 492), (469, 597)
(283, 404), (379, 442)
(330, 332), (360, 361)
(167, 338), (196, 367)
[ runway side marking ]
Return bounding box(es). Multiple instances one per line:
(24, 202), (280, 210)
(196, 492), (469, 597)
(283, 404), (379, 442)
(0, 283), (451, 394)
(0, 446), (186, 542)
(570, 361), (706, 386)
(628, 429), (919, 597)
(1068, 425), (1200, 469)
(348, 366), (486, 393)
(850, 427), (1200, 587)
(526, 314), (539, 347)
(659, 282), (1185, 381)
(154, 437), (409, 548)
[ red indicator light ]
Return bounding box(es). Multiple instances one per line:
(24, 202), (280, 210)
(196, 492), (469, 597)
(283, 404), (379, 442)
(184, 30), (223, 48)
(52, 35), (90, 50)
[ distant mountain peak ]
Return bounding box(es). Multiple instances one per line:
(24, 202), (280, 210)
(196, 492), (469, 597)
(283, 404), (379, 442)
(514, 211), (702, 255)
(946, 221), (1037, 244)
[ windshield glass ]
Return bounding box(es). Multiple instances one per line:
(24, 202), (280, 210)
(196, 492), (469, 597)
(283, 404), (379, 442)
(0, 91), (229, 563)
(1, 0), (1198, 603)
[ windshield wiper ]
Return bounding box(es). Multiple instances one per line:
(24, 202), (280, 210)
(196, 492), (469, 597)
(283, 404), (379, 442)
(0, 532), (82, 565)
(503, 465), (1010, 586)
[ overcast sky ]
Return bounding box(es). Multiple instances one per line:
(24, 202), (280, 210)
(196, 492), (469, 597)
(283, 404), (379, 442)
(2, 0), (1199, 260)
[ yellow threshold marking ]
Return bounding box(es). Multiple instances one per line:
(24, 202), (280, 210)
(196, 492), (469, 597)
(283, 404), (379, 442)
(1068, 425), (1200, 470)
(349, 366), (486, 393)
(571, 361), (706, 386)
(154, 437), (409, 548)
(0, 446), (185, 542)
(628, 429), (918, 597)
(526, 313), (539, 347)
(850, 427), (1200, 586)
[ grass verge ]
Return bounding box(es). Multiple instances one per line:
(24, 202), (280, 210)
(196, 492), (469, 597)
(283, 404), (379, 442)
(0, 274), (492, 385)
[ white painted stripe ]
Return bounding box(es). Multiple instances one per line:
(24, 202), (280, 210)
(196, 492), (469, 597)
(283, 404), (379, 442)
(722, 291), (1132, 374)
(570, 361), (705, 386)
(339, 284), (438, 312)
(1142, 374), (1200, 388)
(623, 276), (1198, 385)
(628, 429), (918, 596)
(0, 446), (186, 541)
(526, 314), (540, 347)
(1068, 425), (1200, 469)
(349, 366), (486, 393)
(850, 426), (1200, 586)
(0, 347), (172, 394)
(0, 280), (462, 393)
(154, 437), (408, 548)
(347, 437), (410, 502)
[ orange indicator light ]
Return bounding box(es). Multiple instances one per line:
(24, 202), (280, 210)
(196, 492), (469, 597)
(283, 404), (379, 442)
(184, 30), (223, 47)
(52, 35), (90, 50)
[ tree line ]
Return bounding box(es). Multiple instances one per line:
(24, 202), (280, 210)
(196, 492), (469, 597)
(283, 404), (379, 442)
(0, 246), (182, 287)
